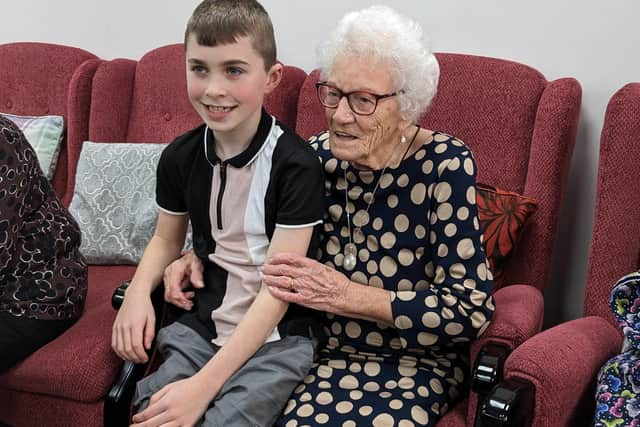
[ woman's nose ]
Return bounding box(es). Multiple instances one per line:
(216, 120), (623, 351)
(331, 96), (355, 123)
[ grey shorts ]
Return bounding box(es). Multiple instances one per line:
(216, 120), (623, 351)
(133, 322), (316, 427)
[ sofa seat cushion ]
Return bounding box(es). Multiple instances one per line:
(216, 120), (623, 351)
(0, 265), (136, 403)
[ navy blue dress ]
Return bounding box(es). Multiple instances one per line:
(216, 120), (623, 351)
(276, 130), (495, 427)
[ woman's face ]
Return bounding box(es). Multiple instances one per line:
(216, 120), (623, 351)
(325, 56), (410, 169)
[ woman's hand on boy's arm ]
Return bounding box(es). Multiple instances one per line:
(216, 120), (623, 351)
(163, 249), (205, 310)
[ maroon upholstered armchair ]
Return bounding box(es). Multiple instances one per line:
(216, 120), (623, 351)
(295, 53), (582, 426)
(0, 42), (100, 202)
(0, 43), (105, 426)
(75, 44), (308, 426)
(483, 83), (640, 426)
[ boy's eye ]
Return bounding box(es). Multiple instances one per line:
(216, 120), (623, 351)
(226, 66), (245, 76)
(191, 65), (207, 74)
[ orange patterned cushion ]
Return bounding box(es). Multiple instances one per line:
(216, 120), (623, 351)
(476, 183), (538, 277)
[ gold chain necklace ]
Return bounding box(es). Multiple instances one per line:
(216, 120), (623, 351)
(343, 125), (420, 271)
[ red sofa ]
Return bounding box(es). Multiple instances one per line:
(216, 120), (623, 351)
(483, 83), (640, 427)
(0, 42), (105, 427)
(0, 42), (581, 426)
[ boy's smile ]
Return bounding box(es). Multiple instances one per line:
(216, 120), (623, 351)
(185, 34), (281, 156)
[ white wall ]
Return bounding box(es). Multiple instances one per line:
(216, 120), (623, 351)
(3, 0), (640, 326)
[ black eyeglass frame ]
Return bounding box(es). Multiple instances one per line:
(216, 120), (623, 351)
(315, 82), (401, 116)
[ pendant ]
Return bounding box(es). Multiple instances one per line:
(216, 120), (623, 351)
(343, 243), (357, 271)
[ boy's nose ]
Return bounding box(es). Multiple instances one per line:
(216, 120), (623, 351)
(205, 76), (228, 98)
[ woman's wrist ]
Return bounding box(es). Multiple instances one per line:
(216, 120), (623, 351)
(339, 280), (394, 326)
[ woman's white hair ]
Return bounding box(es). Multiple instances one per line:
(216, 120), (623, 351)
(317, 5), (439, 122)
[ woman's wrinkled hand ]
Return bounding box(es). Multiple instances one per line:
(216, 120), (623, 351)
(262, 252), (350, 314)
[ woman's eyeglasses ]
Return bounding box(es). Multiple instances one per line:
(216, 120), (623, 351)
(315, 82), (401, 116)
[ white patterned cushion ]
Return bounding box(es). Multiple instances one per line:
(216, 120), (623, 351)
(1, 112), (64, 180)
(69, 141), (191, 264)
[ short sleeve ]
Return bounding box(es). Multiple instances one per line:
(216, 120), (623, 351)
(275, 148), (324, 228)
(156, 143), (188, 215)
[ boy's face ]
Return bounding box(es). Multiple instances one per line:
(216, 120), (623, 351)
(185, 34), (281, 141)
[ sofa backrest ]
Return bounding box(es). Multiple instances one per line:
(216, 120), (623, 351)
(584, 83), (640, 328)
(296, 53), (582, 291)
(0, 42), (100, 201)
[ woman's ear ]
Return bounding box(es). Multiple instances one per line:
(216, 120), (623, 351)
(398, 117), (413, 137)
(265, 62), (283, 95)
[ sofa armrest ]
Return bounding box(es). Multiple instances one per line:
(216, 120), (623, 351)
(466, 284), (544, 425)
(105, 281), (166, 426)
(480, 316), (621, 427)
(472, 284), (544, 356)
(111, 280), (130, 309)
(477, 377), (535, 427)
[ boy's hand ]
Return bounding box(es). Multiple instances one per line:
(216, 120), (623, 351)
(130, 376), (214, 427)
(112, 287), (155, 363)
(163, 250), (205, 310)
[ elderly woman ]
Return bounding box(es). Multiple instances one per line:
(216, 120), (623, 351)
(164, 5), (494, 426)
(0, 115), (87, 372)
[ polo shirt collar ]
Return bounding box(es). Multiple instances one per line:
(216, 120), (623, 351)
(204, 108), (273, 168)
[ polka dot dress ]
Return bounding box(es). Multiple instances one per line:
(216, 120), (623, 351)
(276, 130), (495, 427)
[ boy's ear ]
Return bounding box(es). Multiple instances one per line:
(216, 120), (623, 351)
(264, 62), (283, 94)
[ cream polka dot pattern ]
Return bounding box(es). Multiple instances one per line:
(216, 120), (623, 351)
(434, 182), (452, 202)
(360, 406), (374, 416)
(457, 238), (475, 260)
(436, 203), (453, 221)
(350, 390), (364, 400)
(336, 401), (354, 414)
(447, 156), (461, 171)
(411, 405), (430, 425)
(373, 413), (395, 427)
(315, 413), (329, 424)
(442, 225), (457, 240)
(296, 403), (314, 417)
(339, 375), (360, 390)
(394, 214), (410, 232)
(381, 232), (397, 249)
(410, 183), (427, 205)
(278, 131), (494, 427)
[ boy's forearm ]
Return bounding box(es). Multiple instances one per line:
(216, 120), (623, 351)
(194, 287), (289, 396)
(128, 234), (184, 295)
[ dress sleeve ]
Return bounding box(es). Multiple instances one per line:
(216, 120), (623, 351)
(390, 147), (495, 349)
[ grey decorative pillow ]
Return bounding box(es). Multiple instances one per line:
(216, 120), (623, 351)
(69, 141), (191, 264)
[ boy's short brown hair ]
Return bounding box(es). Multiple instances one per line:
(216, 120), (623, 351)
(185, 0), (276, 71)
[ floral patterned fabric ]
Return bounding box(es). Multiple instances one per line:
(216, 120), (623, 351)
(0, 115), (87, 320)
(595, 271), (640, 426)
(475, 183), (537, 279)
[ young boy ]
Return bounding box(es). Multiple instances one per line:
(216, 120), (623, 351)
(111, 1), (324, 425)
